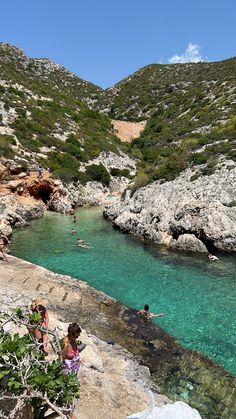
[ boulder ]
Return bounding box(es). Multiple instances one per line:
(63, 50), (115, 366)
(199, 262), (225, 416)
(169, 234), (208, 253)
(127, 401), (202, 419)
(6, 179), (24, 192)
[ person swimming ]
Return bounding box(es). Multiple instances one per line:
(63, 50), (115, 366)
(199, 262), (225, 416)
(137, 304), (164, 319)
(76, 238), (93, 249)
(208, 253), (219, 261)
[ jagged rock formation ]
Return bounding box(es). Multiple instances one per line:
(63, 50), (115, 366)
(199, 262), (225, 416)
(104, 163), (236, 253)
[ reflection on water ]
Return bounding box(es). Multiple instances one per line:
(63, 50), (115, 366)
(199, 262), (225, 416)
(11, 207), (236, 375)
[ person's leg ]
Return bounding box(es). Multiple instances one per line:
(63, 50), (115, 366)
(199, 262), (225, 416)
(42, 333), (49, 352)
(0, 246), (8, 261)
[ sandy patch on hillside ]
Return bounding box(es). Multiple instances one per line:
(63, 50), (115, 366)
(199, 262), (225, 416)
(112, 120), (146, 142)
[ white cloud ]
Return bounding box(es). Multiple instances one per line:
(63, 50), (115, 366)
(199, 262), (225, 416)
(169, 43), (204, 64)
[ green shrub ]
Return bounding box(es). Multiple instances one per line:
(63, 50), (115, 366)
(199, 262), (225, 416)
(86, 164), (111, 186)
(47, 151), (80, 172)
(130, 171), (149, 195)
(53, 168), (80, 184)
(223, 200), (236, 207)
(191, 153), (207, 165)
(0, 134), (14, 158)
(110, 167), (131, 178)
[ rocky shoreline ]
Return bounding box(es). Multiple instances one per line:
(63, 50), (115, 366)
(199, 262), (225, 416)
(0, 256), (235, 418)
(1, 158), (236, 417)
(104, 162), (236, 254)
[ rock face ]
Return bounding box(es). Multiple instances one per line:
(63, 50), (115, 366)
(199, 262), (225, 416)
(104, 163), (236, 253)
(0, 195), (45, 236)
(80, 151), (137, 176)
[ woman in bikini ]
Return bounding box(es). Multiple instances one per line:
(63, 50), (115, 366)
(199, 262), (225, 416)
(61, 323), (86, 376)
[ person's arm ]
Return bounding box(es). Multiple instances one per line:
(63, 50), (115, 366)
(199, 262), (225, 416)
(148, 312), (165, 318)
(44, 311), (49, 327)
(61, 339), (70, 360)
(1, 235), (10, 243)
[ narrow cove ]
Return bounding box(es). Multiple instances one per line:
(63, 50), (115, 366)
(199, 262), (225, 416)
(11, 207), (236, 377)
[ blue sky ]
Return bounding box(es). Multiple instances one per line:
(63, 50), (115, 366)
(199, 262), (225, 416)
(1, 0), (235, 88)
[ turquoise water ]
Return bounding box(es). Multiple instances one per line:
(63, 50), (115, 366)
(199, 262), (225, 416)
(11, 208), (236, 375)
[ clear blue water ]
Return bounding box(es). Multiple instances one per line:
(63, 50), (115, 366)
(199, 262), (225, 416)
(11, 207), (236, 375)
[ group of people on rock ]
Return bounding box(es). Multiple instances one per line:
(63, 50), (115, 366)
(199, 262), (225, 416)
(29, 298), (85, 376)
(28, 297), (85, 418)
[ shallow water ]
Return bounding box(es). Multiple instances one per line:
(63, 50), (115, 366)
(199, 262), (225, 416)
(11, 207), (236, 375)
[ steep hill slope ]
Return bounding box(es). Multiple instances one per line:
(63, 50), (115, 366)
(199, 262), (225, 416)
(96, 59), (236, 122)
(95, 58), (236, 184)
(0, 43), (132, 184)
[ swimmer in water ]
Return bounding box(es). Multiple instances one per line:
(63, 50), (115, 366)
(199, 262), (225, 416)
(137, 304), (164, 319)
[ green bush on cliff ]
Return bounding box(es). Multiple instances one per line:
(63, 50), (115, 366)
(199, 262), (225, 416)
(110, 167), (132, 178)
(45, 151), (80, 183)
(130, 171), (149, 195)
(85, 164), (111, 186)
(0, 134), (14, 158)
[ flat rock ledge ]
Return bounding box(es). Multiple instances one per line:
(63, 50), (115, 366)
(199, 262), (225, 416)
(0, 257), (235, 418)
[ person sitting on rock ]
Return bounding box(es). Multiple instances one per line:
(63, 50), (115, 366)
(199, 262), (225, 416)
(137, 304), (164, 319)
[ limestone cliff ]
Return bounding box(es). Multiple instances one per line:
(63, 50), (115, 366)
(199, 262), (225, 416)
(104, 162), (236, 253)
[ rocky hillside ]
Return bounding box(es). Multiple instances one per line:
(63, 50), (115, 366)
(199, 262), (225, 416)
(0, 43), (134, 185)
(1, 43), (235, 187)
(94, 58), (236, 184)
(95, 59), (236, 121)
(1, 43), (236, 252)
